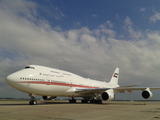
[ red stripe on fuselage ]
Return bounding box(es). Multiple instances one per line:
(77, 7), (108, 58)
(18, 81), (98, 88)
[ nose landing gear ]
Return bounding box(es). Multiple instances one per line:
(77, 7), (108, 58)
(29, 99), (37, 105)
(29, 94), (37, 105)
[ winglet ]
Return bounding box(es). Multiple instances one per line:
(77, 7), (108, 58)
(109, 67), (119, 86)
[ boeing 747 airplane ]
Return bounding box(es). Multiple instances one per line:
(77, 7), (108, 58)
(6, 65), (160, 105)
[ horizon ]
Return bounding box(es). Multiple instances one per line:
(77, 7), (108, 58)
(1, 0), (160, 100)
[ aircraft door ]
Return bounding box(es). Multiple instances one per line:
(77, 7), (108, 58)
(46, 77), (50, 85)
(70, 80), (73, 87)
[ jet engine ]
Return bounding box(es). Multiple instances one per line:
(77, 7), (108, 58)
(42, 96), (57, 100)
(142, 88), (153, 99)
(101, 89), (114, 101)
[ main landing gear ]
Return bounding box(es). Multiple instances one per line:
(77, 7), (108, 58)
(82, 97), (102, 104)
(69, 97), (76, 103)
(81, 99), (88, 103)
(90, 99), (102, 104)
(69, 97), (102, 104)
(81, 99), (102, 104)
(29, 94), (37, 105)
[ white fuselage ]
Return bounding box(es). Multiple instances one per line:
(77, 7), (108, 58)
(6, 65), (118, 97)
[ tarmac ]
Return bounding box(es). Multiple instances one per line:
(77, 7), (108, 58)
(1, 100), (160, 120)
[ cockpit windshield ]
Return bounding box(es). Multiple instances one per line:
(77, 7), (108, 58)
(25, 66), (35, 69)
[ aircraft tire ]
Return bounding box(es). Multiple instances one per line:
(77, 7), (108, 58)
(29, 100), (37, 105)
(29, 100), (32, 105)
(69, 99), (76, 103)
(33, 100), (37, 105)
(90, 99), (95, 103)
(96, 100), (102, 104)
(81, 99), (88, 103)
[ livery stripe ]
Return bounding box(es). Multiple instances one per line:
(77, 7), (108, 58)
(18, 81), (98, 88)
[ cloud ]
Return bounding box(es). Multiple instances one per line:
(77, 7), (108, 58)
(47, 6), (65, 19)
(1, 0), (160, 99)
(106, 21), (113, 28)
(124, 16), (143, 39)
(73, 22), (81, 27)
(38, 1), (65, 20)
(140, 7), (146, 12)
(92, 14), (98, 18)
(150, 11), (160, 22)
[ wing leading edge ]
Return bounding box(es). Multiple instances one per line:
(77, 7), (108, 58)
(74, 86), (160, 94)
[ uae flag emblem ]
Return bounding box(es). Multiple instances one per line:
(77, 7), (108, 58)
(113, 73), (118, 78)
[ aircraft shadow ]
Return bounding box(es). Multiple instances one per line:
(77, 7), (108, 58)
(0, 100), (147, 106)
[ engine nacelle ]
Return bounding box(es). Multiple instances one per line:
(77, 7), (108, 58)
(142, 89), (153, 99)
(42, 96), (57, 100)
(101, 89), (114, 101)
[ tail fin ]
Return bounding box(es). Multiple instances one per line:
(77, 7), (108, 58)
(109, 67), (119, 86)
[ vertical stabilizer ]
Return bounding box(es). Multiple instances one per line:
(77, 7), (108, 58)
(109, 68), (119, 86)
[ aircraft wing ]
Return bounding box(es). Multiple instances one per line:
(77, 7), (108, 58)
(74, 87), (160, 94)
(75, 88), (110, 94)
(113, 87), (160, 93)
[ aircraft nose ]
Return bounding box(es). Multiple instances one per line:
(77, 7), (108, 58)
(6, 73), (16, 85)
(6, 74), (12, 84)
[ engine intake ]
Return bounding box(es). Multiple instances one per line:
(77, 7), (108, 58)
(101, 89), (114, 101)
(142, 90), (153, 99)
(102, 92), (109, 100)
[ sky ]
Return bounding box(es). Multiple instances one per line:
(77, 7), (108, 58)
(1, 0), (160, 100)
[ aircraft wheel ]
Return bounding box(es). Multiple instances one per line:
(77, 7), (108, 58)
(96, 100), (102, 104)
(69, 99), (76, 103)
(29, 100), (37, 105)
(81, 99), (88, 103)
(73, 99), (76, 103)
(29, 100), (32, 105)
(33, 100), (37, 105)
(90, 99), (95, 103)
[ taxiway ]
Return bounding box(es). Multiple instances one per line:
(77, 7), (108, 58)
(0, 100), (160, 120)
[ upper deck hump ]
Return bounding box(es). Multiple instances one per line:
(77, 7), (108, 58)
(26, 65), (84, 79)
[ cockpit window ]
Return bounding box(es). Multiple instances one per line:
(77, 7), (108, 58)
(25, 66), (30, 69)
(25, 66), (35, 69)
